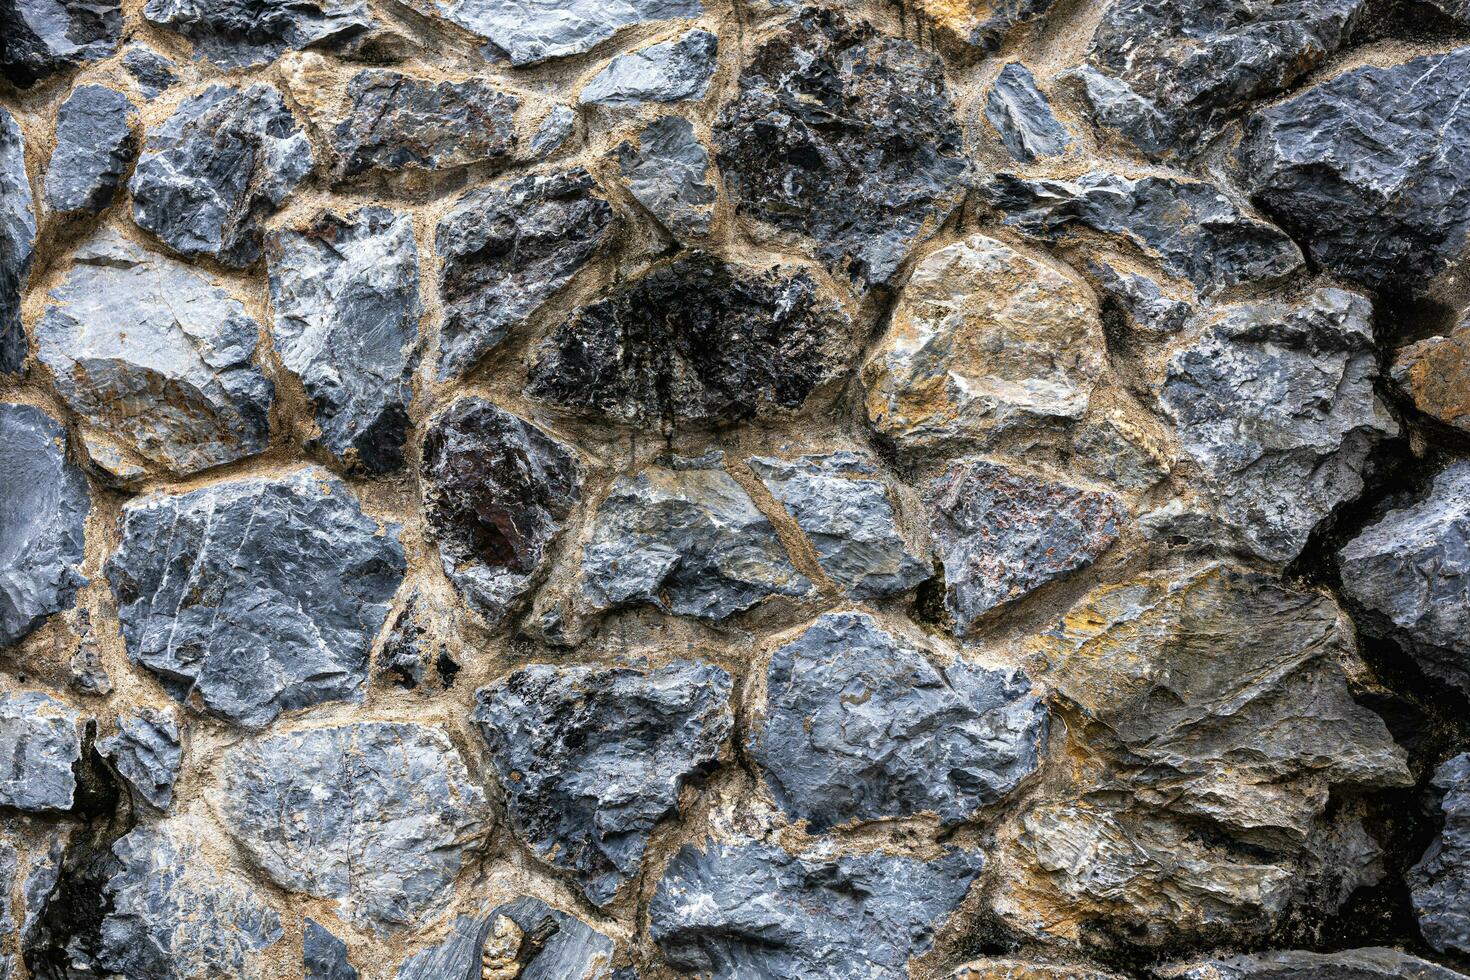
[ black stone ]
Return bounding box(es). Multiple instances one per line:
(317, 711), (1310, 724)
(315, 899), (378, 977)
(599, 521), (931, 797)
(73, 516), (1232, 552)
(0, 0), (123, 87)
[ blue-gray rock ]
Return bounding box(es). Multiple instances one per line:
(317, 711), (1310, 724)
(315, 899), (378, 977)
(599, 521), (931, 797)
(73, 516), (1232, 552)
(0, 692), (79, 812)
(650, 837), (982, 979)
(97, 706), (181, 811)
(105, 467), (405, 728)
(1158, 948), (1470, 980)
(1410, 754), (1470, 956)
(748, 453), (926, 599)
(403, 0), (700, 66)
(100, 821), (283, 980)
(1162, 288), (1396, 563)
(377, 592), (431, 689)
(0, 404), (89, 648)
(475, 660), (731, 907)
(123, 46), (177, 97)
(421, 398), (582, 626)
(984, 62), (1072, 162)
(267, 206), (420, 475)
(1084, 256), (1191, 336)
(616, 115), (714, 238)
(531, 104), (575, 155)
(982, 171), (1303, 295)
(713, 8), (968, 289)
(218, 722), (487, 931)
(44, 85), (136, 217)
(928, 458), (1125, 632)
(143, 0), (373, 67)
(580, 29), (716, 107)
(435, 167), (612, 379)
(396, 896), (615, 980)
(581, 453), (814, 620)
(36, 230), (274, 481)
(1239, 47), (1470, 297)
(1062, 64), (1177, 159)
(1, 108), (34, 375)
(749, 611), (1046, 830)
(130, 84), (313, 268)
(0, 0), (122, 86)
(1338, 460), (1470, 698)
(304, 919), (357, 980)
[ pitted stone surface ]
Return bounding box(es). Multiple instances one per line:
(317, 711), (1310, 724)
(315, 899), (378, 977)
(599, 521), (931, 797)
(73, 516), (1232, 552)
(143, 0), (372, 67)
(1, 108), (34, 375)
(615, 115), (715, 238)
(105, 468), (405, 728)
(1158, 949), (1470, 980)
(98, 706), (181, 811)
(1394, 314), (1470, 433)
(396, 896), (615, 980)
(304, 919), (357, 980)
(0, 0), (123, 86)
(44, 85), (136, 217)
(0, 692), (79, 812)
(580, 29), (717, 107)
(474, 660), (732, 906)
(984, 62), (1072, 162)
(1409, 753), (1470, 956)
(403, 0), (701, 66)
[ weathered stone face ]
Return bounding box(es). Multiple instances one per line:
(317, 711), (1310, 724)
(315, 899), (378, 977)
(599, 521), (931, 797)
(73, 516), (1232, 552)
(984, 63), (1072, 162)
(615, 115), (715, 239)
(402, 0), (701, 66)
(474, 660), (731, 906)
(43, 85), (136, 217)
(395, 896), (615, 980)
(123, 45), (176, 96)
(0, 0), (123, 87)
(911, 0), (1054, 50)
(0, 692), (79, 812)
(1410, 754), (1470, 957)
(1083, 256), (1191, 336)
(1393, 314), (1470, 433)
(1, 108), (34, 375)
(97, 706), (181, 811)
(143, 0), (372, 67)
(1158, 948), (1470, 980)
(304, 919), (357, 980)
(580, 29), (717, 107)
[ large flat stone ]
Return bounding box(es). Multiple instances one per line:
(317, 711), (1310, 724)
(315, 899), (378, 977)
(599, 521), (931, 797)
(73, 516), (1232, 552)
(43, 85), (136, 217)
(579, 29), (716, 107)
(144, 0), (373, 67)
(401, 0), (701, 66)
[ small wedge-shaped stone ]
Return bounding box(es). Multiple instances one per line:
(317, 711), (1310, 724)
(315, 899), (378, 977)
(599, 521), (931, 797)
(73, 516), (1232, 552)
(0, 692), (79, 812)
(405, 0), (701, 66)
(1410, 754), (1470, 956)
(98, 706), (181, 811)
(436, 168), (612, 379)
(144, 0), (372, 67)
(37, 230), (274, 481)
(1, 0), (122, 87)
(304, 919), (357, 980)
(1158, 948), (1470, 980)
(268, 207), (421, 474)
(106, 468), (405, 728)
(580, 29), (716, 106)
(1394, 312), (1470, 432)
(218, 722), (488, 931)
(44, 85), (136, 217)
(395, 896), (615, 980)
(748, 612), (1046, 830)
(0, 404), (89, 649)
(616, 115), (715, 238)
(130, 84), (313, 268)
(475, 660), (732, 906)
(123, 46), (177, 97)
(1083, 256), (1191, 336)
(1, 108), (34, 375)
(580, 452), (813, 620)
(984, 63), (1072, 162)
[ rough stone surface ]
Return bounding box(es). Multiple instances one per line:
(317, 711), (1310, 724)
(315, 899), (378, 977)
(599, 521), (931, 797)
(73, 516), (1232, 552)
(44, 85), (135, 217)
(580, 29), (716, 107)
(0, 0), (122, 86)
(984, 62), (1072, 162)
(267, 206), (421, 474)
(1084, 256), (1191, 336)
(912, 0), (1053, 50)
(105, 468), (405, 728)
(474, 660), (731, 906)
(36, 230), (274, 480)
(130, 83), (313, 268)
(395, 896), (614, 980)
(97, 706), (181, 811)
(0, 403), (90, 649)
(713, 8), (968, 288)
(528, 253), (847, 429)
(1393, 313), (1470, 432)
(954, 962), (1124, 980)
(303, 919), (357, 980)
(1409, 753), (1470, 956)
(1, 108), (34, 375)
(123, 45), (176, 96)
(615, 115), (714, 238)
(1158, 949), (1470, 980)
(0, 692), (79, 812)
(143, 0), (371, 67)
(421, 398), (582, 626)
(435, 167), (612, 379)
(404, 0), (701, 66)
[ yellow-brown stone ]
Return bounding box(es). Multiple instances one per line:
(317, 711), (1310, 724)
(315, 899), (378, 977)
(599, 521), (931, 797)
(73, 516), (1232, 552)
(1394, 318), (1470, 431)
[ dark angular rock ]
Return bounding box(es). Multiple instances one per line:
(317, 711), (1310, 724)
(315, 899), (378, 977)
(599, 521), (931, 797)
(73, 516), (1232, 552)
(1338, 460), (1470, 698)
(1158, 948), (1470, 979)
(36, 230), (274, 480)
(122, 46), (176, 97)
(395, 896), (615, 980)
(0, 403), (89, 649)
(421, 398), (582, 626)
(713, 8), (968, 288)
(0, 0), (122, 87)
(528, 253), (848, 429)
(0, 692), (79, 812)
(219, 722), (488, 931)
(143, 0), (372, 68)
(1410, 754), (1470, 956)
(748, 453), (926, 598)
(531, 105), (575, 155)
(377, 593), (431, 689)
(749, 611), (1046, 830)
(580, 29), (717, 106)
(1, 108), (34, 376)
(1084, 256), (1191, 336)
(130, 84), (313, 268)
(1239, 47), (1470, 297)
(984, 62), (1072, 162)
(912, 0), (1053, 50)
(616, 115), (715, 238)
(435, 167), (612, 379)
(105, 467), (405, 728)
(927, 458), (1125, 632)
(267, 206), (421, 475)
(304, 919), (357, 980)
(44, 85), (135, 217)
(983, 171), (1303, 295)
(1062, 65), (1177, 158)
(97, 707), (181, 811)
(403, 0), (700, 66)
(650, 837), (982, 979)
(475, 660), (731, 906)
(580, 453), (814, 620)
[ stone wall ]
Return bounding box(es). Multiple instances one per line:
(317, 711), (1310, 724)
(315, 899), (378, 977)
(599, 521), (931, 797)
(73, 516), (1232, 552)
(3, 0), (1470, 977)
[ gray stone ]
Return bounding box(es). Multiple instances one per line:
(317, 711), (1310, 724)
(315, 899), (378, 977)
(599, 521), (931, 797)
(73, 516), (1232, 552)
(749, 611), (1046, 830)
(0, 0), (123, 87)
(377, 592), (431, 689)
(983, 170), (1303, 295)
(219, 722), (487, 931)
(403, 0), (700, 66)
(1338, 460), (1470, 698)
(304, 919), (357, 980)
(1068, 415), (1172, 493)
(580, 29), (716, 107)
(143, 0), (372, 68)
(580, 453), (814, 620)
(421, 398), (582, 626)
(1239, 47), (1470, 297)
(616, 115), (714, 238)
(531, 105), (575, 155)
(98, 706), (181, 811)
(0, 404), (89, 648)
(100, 821), (283, 980)
(475, 660), (731, 906)
(984, 62), (1072, 162)
(713, 8), (968, 289)
(1161, 288), (1396, 563)
(105, 467), (405, 728)
(0, 692), (79, 812)
(396, 896), (614, 980)
(911, 0), (1053, 50)
(44, 85), (135, 217)
(1, 108), (34, 375)
(1084, 256), (1191, 336)
(267, 206), (421, 474)
(1062, 64), (1176, 159)
(36, 230), (274, 480)
(1158, 948), (1470, 979)
(435, 167), (612, 379)
(927, 458), (1125, 632)
(650, 837), (982, 979)
(1410, 754), (1470, 956)
(130, 83), (313, 268)
(123, 46), (176, 97)
(748, 453), (926, 598)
